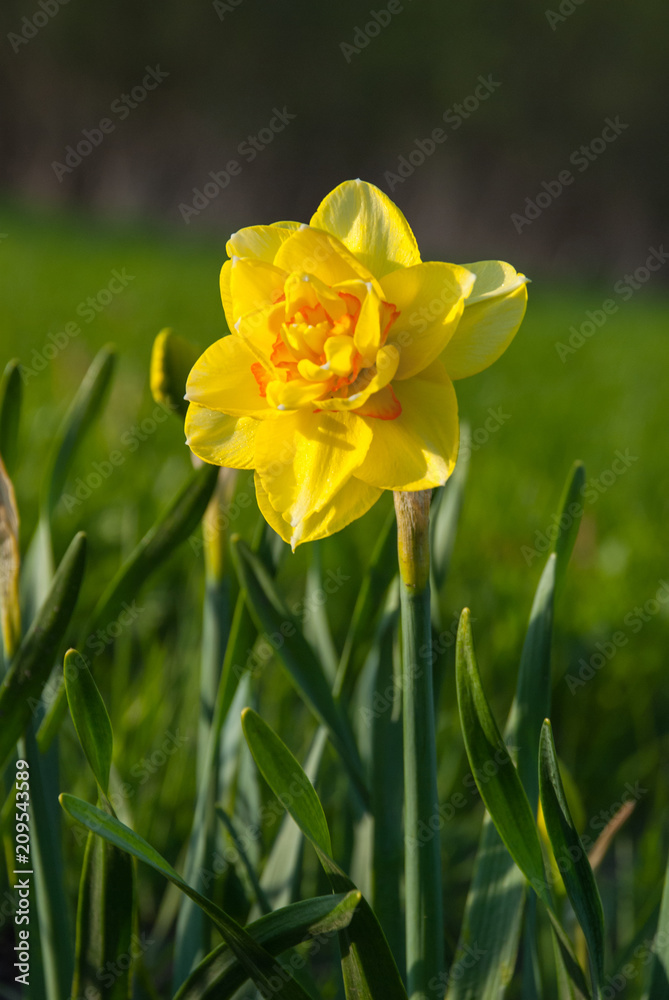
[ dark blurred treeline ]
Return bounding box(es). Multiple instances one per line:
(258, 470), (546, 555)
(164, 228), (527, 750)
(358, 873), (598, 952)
(1, 0), (668, 275)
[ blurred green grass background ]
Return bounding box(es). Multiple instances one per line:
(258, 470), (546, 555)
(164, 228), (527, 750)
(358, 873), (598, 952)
(2, 203), (668, 957)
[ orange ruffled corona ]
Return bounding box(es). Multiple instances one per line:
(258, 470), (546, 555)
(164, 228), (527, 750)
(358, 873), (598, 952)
(185, 180), (528, 548)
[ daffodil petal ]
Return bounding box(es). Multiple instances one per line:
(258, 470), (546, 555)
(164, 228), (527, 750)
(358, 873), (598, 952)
(316, 344), (399, 412)
(310, 179), (422, 278)
(354, 384), (402, 420)
(274, 226), (379, 288)
(185, 403), (258, 469)
(186, 335), (270, 418)
(265, 379), (328, 410)
(235, 302), (284, 357)
(380, 262), (474, 379)
(228, 258), (287, 325)
(220, 261), (233, 328)
(254, 410), (373, 533)
(254, 470), (382, 549)
(462, 260), (528, 304)
(324, 335), (357, 376)
(355, 360), (458, 490)
(441, 281), (528, 380)
(226, 223), (301, 263)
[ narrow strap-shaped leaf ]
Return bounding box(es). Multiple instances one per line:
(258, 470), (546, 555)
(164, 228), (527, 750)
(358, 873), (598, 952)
(351, 584), (403, 967)
(59, 795), (313, 1000)
(456, 612), (592, 999)
(336, 503), (396, 697)
(242, 709), (333, 856)
(0, 454), (21, 660)
(173, 573), (261, 988)
(552, 460), (586, 598)
(64, 648), (113, 796)
(0, 357), (22, 476)
(449, 461), (585, 1000)
(63, 650), (135, 1000)
(0, 531), (86, 770)
(455, 609), (547, 897)
(37, 463), (219, 751)
(232, 538), (368, 805)
(216, 806), (272, 914)
(507, 553), (556, 808)
(71, 823), (135, 1000)
(545, 908), (592, 1000)
(431, 420), (470, 594)
(242, 709), (408, 1000)
(23, 728), (74, 1000)
(42, 344), (116, 516)
(86, 462), (219, 636)
(172, 471), (234, 991)
(303, 541), (339, 684)
(174, 892), (361, 1000)
(539, 720), (605, 996)
(647, 845), (669, 999)
(257, 728), (328, 912)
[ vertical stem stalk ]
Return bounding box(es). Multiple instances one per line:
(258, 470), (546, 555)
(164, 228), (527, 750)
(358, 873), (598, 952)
(394, 490), (443, 999)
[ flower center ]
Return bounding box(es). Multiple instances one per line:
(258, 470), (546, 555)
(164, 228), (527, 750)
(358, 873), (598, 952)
(250, 272), (401, 416)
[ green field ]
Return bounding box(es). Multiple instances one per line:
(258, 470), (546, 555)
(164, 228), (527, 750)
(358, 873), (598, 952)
(1, 203), (668, 994)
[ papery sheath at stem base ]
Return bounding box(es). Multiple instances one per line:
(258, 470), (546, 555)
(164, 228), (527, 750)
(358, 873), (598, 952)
(394, 489), (432, 592)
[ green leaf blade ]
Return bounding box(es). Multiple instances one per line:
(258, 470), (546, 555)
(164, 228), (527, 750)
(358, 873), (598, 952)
(552, 460), (586, 598)
(455, 609), (546, 897)
(232, 537), (368, 804)
(37, 462), (219, 751)
(0, 531), (87, 770)
(0, 357), (23, 475)
(539, 720), (605, 993)
(174, 892), (361, 1000)
(72, 825), (135, 1000)
(449, 462), (584, 1000)
(59, 796), (313, 1000)
(242, 708), (332, 857)
(242, 709), (408, 1000)
(43, 344), (116, 516)
(64, 648), (113, 796)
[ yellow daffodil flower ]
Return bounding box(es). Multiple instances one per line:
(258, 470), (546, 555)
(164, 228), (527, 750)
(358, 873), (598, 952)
(185, 180), (528, 548)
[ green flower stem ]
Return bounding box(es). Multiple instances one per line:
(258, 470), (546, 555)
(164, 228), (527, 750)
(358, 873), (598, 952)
(394, 489), (444, 999)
